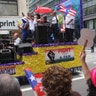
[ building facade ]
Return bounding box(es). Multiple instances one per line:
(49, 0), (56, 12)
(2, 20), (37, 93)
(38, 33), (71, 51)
(0, 0), (28, 17)
(0, 0), (28, 30)
(0, 0), (18, 16)
(83, 0), (96, 30)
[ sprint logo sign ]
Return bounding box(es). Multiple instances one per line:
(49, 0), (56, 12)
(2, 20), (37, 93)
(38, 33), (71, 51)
(0, 17), (21, 30)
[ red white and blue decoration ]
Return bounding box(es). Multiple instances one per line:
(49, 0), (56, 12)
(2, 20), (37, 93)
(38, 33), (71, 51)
(24, 68), (45, 96)
(56, 4), (76, 16)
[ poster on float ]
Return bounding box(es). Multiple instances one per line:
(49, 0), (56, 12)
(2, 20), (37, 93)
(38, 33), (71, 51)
(55, 0), (83, 39)
(45, 48), (74, 64)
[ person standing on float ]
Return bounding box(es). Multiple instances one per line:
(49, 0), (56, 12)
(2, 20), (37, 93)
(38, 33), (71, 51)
(65, 12), (75, 42)
(51, 11), (60, 43)
(18, 16), (29, 43)
(28, 13), (36, 43)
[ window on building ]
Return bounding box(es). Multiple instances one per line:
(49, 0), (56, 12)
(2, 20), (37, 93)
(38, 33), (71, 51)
(84, 21), (89, 28)
(83, 0), (93, 3)
(84, 8), (88, 16)
(84, 20), (94, 29)
(39, 0), (46, 5)
(93, 5), (96, 13)
(83, 5), (96, 16)
(88, 6), (93, 15)
(89, 20), (93, 29)
(0, 0), (18, 16)
(94, 19), (96, 29)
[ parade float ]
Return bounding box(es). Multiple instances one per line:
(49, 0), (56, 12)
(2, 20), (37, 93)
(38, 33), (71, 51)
(15, 0), (83, 77)
(0, 0), (83, 80)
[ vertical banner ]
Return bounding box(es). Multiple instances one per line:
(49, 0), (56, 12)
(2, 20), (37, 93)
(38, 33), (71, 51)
(45, 48), (74, 64)
(55, 0), (82, 39)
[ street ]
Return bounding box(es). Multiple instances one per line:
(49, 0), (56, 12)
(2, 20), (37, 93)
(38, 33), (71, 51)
(21, 47), (96, 96)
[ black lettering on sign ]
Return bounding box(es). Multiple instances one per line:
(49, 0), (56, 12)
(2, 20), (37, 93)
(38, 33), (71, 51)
(0, 20), (15, 28)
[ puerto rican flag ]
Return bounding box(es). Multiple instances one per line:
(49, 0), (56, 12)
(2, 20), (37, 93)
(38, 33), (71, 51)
(58, 4), (67, 13)
(58, 4), (76, 16)
(24, 68), (45, 96)
(67, 7), (76, 16)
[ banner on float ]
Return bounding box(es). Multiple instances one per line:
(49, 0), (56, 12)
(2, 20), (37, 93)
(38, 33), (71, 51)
(45, 48), (74, 64)
(0, 65), (16, 74)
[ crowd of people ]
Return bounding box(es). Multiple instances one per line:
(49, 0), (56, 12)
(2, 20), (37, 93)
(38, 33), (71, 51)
(16, 11), (75, 45)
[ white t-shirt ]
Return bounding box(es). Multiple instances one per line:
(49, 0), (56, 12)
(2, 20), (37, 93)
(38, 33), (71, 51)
(14, 37), (21, 46)
(65, 14), (75, 29)
(28, 19), (36, 31)
(52, 16), (58, 24)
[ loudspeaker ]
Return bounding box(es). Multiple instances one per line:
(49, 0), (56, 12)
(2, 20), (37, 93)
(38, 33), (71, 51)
(18, 43), (33, 53)
(0, 48), (16, 64)
(0, 44), (3, 49)
(35, 23), (50, 44)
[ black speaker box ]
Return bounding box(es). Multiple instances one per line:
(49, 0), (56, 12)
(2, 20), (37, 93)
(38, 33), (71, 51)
(35, 23), (50, 44)
(0, 44), (3, 49)
(18, 43), (33, 53)
(0, 48), (16, 64)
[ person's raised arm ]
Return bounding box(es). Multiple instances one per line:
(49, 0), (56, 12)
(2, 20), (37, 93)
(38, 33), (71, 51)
(79, 50), (90, 80)
(79, 40), (90, 80)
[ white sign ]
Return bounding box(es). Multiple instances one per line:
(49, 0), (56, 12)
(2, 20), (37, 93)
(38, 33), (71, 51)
(45, 48), (74, 64)
(0, 17), (22, 30)
(78, 28), (95, 47)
